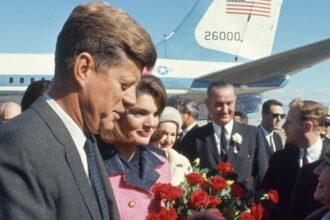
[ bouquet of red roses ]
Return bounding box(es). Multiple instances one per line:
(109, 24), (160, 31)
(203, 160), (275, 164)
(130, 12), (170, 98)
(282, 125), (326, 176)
(147, 159), (278, 220)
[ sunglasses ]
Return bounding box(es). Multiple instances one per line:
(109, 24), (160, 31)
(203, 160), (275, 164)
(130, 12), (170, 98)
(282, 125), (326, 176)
(268, 113), (286, 119)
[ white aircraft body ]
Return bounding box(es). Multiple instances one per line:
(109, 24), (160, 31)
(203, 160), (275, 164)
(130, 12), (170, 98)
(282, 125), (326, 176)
(1, 0), (330, 113)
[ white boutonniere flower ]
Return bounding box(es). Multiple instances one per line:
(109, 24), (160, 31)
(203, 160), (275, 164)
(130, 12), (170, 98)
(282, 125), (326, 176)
(232, 133), (243, 144)
(232, 133), (242, 153)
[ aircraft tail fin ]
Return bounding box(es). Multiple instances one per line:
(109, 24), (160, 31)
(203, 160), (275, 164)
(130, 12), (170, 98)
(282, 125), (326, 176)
(156, 0), (283, 62)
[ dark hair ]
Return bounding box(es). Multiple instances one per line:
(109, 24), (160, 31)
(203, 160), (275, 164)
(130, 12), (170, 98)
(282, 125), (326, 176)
(55, 3), (156, 77)
(234, 110), (248, 119)
(167, 96), (199, 119)
(207, 81), (234, 98)
(262, 99), (283, 114)
(21, 80), (52, 111)
(108, 75), (167, 144)
(136, 75), (167, 116)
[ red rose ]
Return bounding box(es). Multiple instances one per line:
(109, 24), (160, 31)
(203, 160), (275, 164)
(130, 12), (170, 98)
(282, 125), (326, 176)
(267, 189), (279, 204)
(152, 183), (163, 194)
(185, 172), (206, 186)
(217, 162), (233, 174)
(146, 212), (160, 220)
(208, 209), (224, 218)
(230, 183), (247, 199)
(152, 183), (185, 201)
(158, 207), (178, 220)
(209, 176), (227, 192)
(177, 214), (187, 220)
(250, 202), (264, 220)
(189, 189), (210, 209)
(208, 195), (222, 208)
(241, 211), (256, 220)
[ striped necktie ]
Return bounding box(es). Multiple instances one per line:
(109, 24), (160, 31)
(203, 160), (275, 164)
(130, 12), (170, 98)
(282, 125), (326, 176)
(303, 149), (309, 166)
(85, 137), (110, 220)
(220, 126), (228, 161)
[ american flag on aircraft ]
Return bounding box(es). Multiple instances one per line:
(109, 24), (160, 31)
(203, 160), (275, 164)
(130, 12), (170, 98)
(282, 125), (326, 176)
(226, 0), (271, 17)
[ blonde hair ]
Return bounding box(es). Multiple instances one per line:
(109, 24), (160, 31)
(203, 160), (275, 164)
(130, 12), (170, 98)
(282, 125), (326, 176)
(289, 99), (327, 128)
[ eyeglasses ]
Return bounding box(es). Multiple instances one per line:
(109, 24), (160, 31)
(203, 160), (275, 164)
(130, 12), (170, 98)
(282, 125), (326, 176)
(268, 113), (286, 119)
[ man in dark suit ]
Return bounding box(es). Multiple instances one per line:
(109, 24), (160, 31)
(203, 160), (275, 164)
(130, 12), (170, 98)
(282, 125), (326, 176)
(287, 159), (324, 220)
(258, 99), (285, 162)
(261, 99), (328, 219)
(180, 82), (268, 189)
(0, 3), (156, 220)
(170, 98), (200, 150)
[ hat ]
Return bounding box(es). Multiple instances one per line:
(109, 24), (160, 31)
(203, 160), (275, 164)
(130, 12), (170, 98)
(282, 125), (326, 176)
(159, 106), (182, 133)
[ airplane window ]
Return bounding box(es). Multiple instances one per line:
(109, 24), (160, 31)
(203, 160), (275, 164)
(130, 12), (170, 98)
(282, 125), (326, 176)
(20, 77), (24, 84)
(41, 77), (45, 81)
(30, 77), (35, 83)
(9, 77), (14, 84)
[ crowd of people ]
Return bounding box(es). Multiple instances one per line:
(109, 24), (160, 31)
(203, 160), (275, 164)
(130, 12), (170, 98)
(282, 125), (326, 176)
(0, 2), (329, 220)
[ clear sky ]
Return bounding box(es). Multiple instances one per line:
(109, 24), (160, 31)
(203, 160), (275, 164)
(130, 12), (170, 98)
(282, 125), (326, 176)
(0, 0), (329, 109)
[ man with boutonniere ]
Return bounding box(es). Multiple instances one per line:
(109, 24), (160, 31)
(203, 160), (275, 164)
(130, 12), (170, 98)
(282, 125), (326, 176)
(180, 82), (268, 190)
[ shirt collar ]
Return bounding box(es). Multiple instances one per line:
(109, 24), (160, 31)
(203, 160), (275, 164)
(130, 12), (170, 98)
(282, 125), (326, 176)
(182, 122), (197, 135)
(299, 137), (323, 163)
(43, 93), (86, 151)
(260, 125), (273, 137)
(212, 119), (234, 136)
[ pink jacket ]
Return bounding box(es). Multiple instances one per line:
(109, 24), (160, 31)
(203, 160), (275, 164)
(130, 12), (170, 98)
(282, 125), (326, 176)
(107, 149), (171, 220)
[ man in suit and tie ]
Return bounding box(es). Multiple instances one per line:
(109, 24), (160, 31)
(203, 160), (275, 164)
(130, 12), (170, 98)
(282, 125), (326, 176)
(180, 82), (268, 189)
(258, 99), (285, 162)
(0, 3), (156, 220)
(261, 99), (328, 219)
(170, 98), (200, 150)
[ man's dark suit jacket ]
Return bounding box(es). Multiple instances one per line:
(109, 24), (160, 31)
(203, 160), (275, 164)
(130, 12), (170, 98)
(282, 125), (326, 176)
(179, 121), (268, 189)
(261, 142), (328, 220)
(258, 126), (283, 162)
(174, 123), (199, 151)
(287, 160), (323, 220)
(0, 98), (119, 220)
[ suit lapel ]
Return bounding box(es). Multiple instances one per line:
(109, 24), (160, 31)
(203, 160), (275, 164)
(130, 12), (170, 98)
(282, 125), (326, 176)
(204, 123), (221, 163)
(227, 122), (239, 161)
(258, 126), (274, 156)
(321, 139), (329, 157)
(31, 98), (102, 219)
(273, 133), (283, 151)
(95, 143), (120, 220)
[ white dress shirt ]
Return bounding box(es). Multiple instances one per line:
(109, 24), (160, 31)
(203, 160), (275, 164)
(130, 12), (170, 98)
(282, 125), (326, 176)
(43, 93), (89, 177)
(212, 119), (234, 154)
(260, 125), (276, 152)
(299, 137), (323, 167)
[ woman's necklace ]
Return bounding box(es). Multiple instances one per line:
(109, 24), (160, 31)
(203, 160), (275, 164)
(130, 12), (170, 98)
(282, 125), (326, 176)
(127, 147), (138, 162)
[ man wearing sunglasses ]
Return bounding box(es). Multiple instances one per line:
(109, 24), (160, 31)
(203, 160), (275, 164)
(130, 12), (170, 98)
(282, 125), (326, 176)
(258, 99), (285, 162)
(262, 99), (328, 220)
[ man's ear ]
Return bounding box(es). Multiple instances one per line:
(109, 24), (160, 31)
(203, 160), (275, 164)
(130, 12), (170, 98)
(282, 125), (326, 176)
(73, 52), (95, 87)
(304, 120), (313, 132)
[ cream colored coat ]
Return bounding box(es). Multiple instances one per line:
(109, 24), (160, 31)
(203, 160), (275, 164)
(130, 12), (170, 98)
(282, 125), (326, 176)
(167, 148), (192, 186)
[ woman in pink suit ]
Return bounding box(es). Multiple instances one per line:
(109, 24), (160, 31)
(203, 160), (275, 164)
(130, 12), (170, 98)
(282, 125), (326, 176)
(98, 75), (171, 220)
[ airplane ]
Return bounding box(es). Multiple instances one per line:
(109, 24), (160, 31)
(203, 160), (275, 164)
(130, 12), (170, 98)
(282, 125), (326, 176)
(1, 0), (330, 114)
